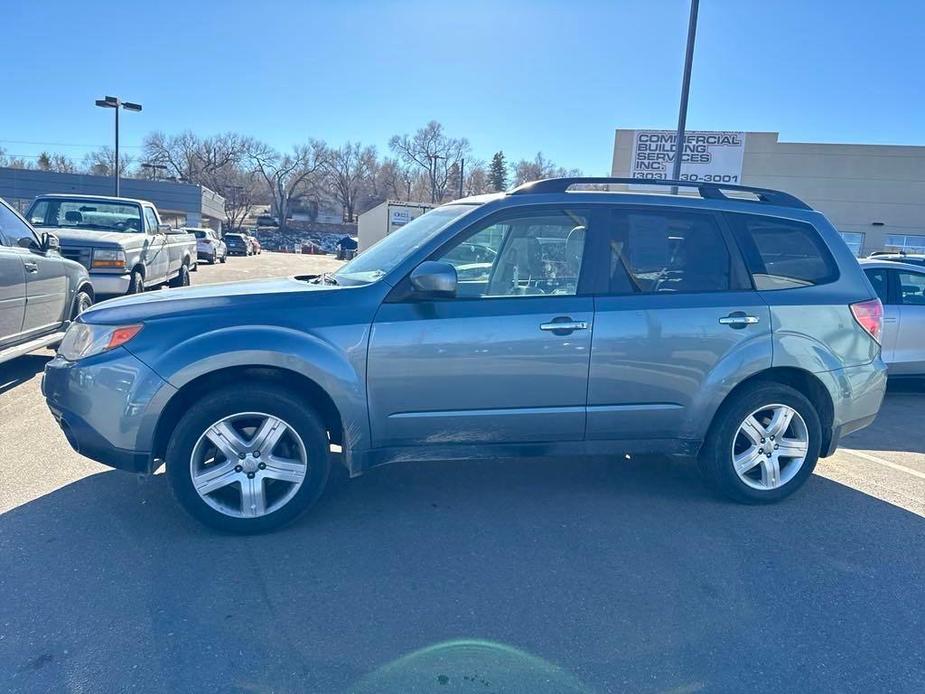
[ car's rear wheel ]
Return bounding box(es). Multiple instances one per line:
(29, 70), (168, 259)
(169, 263), (191, 288)
(698, 383), (821, 503)
(166, 385), (331, 533)
(219, 253), (226, 264)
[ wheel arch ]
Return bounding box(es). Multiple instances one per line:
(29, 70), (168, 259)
(151, 365), (346, 467)
(704, 367), (835, 457)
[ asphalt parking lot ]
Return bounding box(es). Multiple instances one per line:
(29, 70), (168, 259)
(1, 252), (923, 693)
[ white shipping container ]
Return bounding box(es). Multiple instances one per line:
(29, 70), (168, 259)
(357, 201), (435, 251)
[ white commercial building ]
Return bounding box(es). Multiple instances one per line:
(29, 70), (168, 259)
(612, 129), (925, 256)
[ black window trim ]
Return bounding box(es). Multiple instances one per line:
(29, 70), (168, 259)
(586, 203), (752, 297)
(0, 198), (40, 248)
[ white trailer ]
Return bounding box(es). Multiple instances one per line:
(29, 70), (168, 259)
(357, 200), (435, 252)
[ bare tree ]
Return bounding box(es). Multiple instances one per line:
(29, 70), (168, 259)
(389, 121), (470, 203)
(36, 151), (78, 173)
(512, 152), (581, 186)
(82, 147), (135, 177)
(247, 140), (328, 230)
(143, 131), (253, 189)
(324, 142), (376, 222)
(223, 169), (263, 232)
(464, 159), (491, 196)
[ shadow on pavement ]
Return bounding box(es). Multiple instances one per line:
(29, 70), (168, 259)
(841, 382), (925, 454)
(1, 455), (923, 693)
(0, 353), (52, 396)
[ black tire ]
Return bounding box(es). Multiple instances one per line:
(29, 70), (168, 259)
(698, 383), (821, 504)
(219, 254), (227, 264)
(166, 385), (331, 533)
(127, 268), (144, 294)
(209, 252), (216, 265)
(169, 263), (191, 288)
(72, 288), (93, 319)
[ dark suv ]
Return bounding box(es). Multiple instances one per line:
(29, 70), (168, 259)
(44, 178), (887, 532)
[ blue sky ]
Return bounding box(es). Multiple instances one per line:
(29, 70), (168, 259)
(2, 0), (922, 175)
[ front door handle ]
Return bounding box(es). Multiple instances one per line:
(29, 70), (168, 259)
(719, 312), (759, 329)
(540, 317), (590, 335)
(24, 262), (38, 273)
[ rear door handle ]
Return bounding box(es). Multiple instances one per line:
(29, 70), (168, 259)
(24, 262), (38, 273)
(540, 317), (590, 334)
(719, 312), (759, 329)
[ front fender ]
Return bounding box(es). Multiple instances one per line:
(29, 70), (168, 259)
(130, 323), (371, 457)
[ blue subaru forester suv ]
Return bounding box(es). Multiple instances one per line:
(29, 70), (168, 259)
(44, 178), (887, 532)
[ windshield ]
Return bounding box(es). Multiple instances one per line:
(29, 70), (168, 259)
(29, 198), (144, 233)
(335, 204), (476, 283)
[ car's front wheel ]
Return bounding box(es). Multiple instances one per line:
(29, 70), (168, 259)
(698, 383), (821, 503)
(166, 385), (331, 532)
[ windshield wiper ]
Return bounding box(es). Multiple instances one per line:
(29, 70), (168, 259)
(309, 272), (338, 285)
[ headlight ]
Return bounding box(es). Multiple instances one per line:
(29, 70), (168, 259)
(91, 248), (126, 269)
(58, 322), (143, 361)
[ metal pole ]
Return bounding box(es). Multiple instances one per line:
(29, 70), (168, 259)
(670, 0), (700, 193)
(459, 158), (465, 198)
(114, 104), (120, 196)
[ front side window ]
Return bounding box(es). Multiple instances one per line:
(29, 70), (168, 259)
(606, 209), (731, 294)
(434, 208), (588, 298)
(29, 198), (144, 233)
(898, 271), (925, 306)
(728, 213), (838, 290)
(143, 208), (159, 233)
(0, 201), (38, 247)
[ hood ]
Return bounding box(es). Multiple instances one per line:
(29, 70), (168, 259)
(42, 227), (141, 248)
(82, 275), (341, 323)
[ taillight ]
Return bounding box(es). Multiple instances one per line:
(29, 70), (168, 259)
(850, 298), (883, 344)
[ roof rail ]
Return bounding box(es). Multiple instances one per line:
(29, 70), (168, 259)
(509, 177), (812, 210)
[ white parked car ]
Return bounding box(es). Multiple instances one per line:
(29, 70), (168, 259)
(191, 228), (227, 264)
(860, 259), (925, 377)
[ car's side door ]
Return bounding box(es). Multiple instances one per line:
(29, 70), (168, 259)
(862, 266), (898, 364)
(586, 206), (772, 446)
(0, 201), (69, 335)
(893, 269), (925, 375)
(0, 232), (27, 347)
(367, 205), (595, 449)
(142, 206), (169, 284)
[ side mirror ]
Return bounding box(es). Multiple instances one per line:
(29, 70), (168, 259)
(410, 261), (457, 298)
(157, 223), (172, 235)
(42, 232), (60, 253)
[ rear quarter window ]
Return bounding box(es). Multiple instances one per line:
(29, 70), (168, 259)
(727, 213), (839, 290)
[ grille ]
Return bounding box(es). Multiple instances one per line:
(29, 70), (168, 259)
(61, 247), (92, 270)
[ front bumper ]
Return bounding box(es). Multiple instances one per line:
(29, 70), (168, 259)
(43, 348), (176, 472)
(90, 271), (132, 296)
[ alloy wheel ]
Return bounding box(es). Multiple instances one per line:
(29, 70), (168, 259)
(731, 404), (809, 490)
(189, 412), (308, 518)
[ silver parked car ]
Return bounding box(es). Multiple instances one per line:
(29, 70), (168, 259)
(0, 197), (93, 365)
(44, 178), (887, 532)
(860, 259), (925, 376)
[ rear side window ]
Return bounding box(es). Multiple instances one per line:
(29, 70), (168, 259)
(605, 209), (731, 294)
(728, 214), (838, 290)
(898, 271), (925, 306)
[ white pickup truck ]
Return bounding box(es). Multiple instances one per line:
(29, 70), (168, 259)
(26, 194), (197, 297)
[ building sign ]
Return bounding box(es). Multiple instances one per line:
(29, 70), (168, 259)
(630, 130), (746, 183)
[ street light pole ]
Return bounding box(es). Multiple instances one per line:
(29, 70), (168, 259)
(95, 95), (142, 196)
(670, 0), (700, 192)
